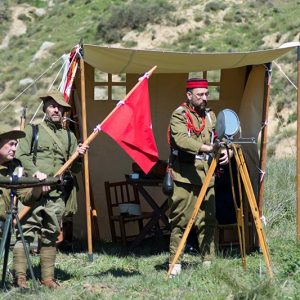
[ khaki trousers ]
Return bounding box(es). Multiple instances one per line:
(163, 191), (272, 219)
(169, 181), (216, 263)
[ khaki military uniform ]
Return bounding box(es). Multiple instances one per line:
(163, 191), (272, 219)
(169, 103), (216, 263)
(15, 119), (81, 247)
(0, 159), (38, 221)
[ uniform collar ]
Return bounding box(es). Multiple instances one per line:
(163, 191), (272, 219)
(44, 118), (63, 131)
(184, 101), (205, 117)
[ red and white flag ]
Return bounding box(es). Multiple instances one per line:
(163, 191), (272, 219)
(59, 45), (80, 102)
(100, 74), (159, 174)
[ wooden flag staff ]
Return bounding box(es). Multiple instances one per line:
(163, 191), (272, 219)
(16, 65), (157, 228)
(54, 65), (157, 175)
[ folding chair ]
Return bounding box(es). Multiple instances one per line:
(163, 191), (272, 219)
(104, 181), (152, 246)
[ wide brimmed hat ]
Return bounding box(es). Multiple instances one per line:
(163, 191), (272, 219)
(0, 129), (26, 141)
(40, 89), (71, 111)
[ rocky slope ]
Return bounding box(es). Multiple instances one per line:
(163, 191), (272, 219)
(0, 0), (299, 157)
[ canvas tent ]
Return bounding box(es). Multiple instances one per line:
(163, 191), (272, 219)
(70, 43), (299, 250)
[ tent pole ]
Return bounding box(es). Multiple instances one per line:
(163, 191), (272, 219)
(258, 63), (272, 217)
(80, 58), (94, 261)
(297, 46), (300, 243)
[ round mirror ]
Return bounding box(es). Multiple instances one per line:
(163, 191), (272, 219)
(215, 110), (225, 139)
(216, 109), (240, 139)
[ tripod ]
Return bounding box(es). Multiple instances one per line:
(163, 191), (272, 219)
(0, 179), (38, 291)
(167, 144), (273, 278)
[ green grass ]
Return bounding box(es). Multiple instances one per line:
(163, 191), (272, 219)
(0, 157), (299, 299)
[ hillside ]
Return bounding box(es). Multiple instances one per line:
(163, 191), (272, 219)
(0, 0), (299, 157)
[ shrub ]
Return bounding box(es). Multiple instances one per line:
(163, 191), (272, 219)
(276, 100), (285, 112)
(204, 1), (227, 12)
(18, 14), (31, 22)
(287, 112), (297, 124)
(96, 0), (175, 43)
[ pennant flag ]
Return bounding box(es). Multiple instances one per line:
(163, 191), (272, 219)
(100, 75), (159, 174)
(59, 45), (80, 102)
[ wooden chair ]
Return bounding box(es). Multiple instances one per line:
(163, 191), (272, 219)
(104, 181), (152, 246)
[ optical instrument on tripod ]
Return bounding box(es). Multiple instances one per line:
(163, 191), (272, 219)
(0, 176), (61, 291)
(167, 109), (273, 278)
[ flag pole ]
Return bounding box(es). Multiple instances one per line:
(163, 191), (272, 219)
(79, 57), (94, 261)
(297, 46), (300, 243)
(54, 65), (157, 175)
(16, 66), (157, 225)
(258, 63), (272, 218)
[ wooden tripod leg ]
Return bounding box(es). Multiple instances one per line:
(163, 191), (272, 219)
(228, 158), (246, 270)
(167, 154), (219, 278)
(233, 146), (273, 278)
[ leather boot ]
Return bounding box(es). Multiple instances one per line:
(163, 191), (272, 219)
(41, 278), (60, 289)
(13, 243), (28, 289)
(40, 246), (60, 289)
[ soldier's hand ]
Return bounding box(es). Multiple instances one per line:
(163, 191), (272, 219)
(77, 143), (89, 157)
(218, 148), (233, 165)
(33, 171), (51, 193)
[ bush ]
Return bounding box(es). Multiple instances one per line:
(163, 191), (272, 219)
(287, 112), (297, 124)
(204, 1), (227, 12)
(276, 100), (285, 112)
(96, 0), (175, 43)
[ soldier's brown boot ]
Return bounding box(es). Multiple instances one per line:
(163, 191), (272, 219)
(41, 278), (60, 289)
(13, 244), (28, 289)
(15, 275), (27, 289)
(40, 246), (60, 289)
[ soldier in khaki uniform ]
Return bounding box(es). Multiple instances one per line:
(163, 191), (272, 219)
(168, 78), (231, 277)
(0, 129), (44, 222)
(13, 90), (88, 289)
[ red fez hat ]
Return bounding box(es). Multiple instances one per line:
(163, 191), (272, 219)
(186, 78), (208, 89)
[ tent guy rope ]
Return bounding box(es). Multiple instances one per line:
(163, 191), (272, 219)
(0, 55), (64, 114)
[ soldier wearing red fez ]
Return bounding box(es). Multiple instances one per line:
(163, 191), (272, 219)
(168, 78), (231, 277)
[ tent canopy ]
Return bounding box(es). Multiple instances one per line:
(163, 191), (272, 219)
(83, 43), (296, 74)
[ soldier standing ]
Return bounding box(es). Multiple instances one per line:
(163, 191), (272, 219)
(13, 90), (88, 289)
(168, 78), (231, 277)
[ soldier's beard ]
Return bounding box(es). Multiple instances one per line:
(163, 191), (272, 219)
(45, 115), (63, 124)
(195, 102), (206, 115)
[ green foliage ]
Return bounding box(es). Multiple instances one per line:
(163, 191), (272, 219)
(204, 1), (227, 12)
(0, 4), (11, 41)
(96, 0), (175, 43)
(16, 0), (47, 7)
(287, 112), (297, 124)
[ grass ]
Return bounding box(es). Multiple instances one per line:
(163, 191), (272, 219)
(0, 157), (299, 299)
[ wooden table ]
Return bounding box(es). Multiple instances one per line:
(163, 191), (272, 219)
(125, 176), (169, 248)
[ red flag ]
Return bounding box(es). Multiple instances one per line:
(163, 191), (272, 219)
(101, 76), (159, 174)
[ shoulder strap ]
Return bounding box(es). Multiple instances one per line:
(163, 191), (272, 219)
(206, 110), (212, 126)
(67, 129), (71, 160)
(30, 124), (39, 166)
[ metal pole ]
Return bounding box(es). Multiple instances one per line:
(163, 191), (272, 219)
(297, 46), (300, 243)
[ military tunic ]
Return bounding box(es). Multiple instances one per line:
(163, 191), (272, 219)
(15, 119), (81, 246)
(0, 159), (38, 221)
(169, 103), (217, 263)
